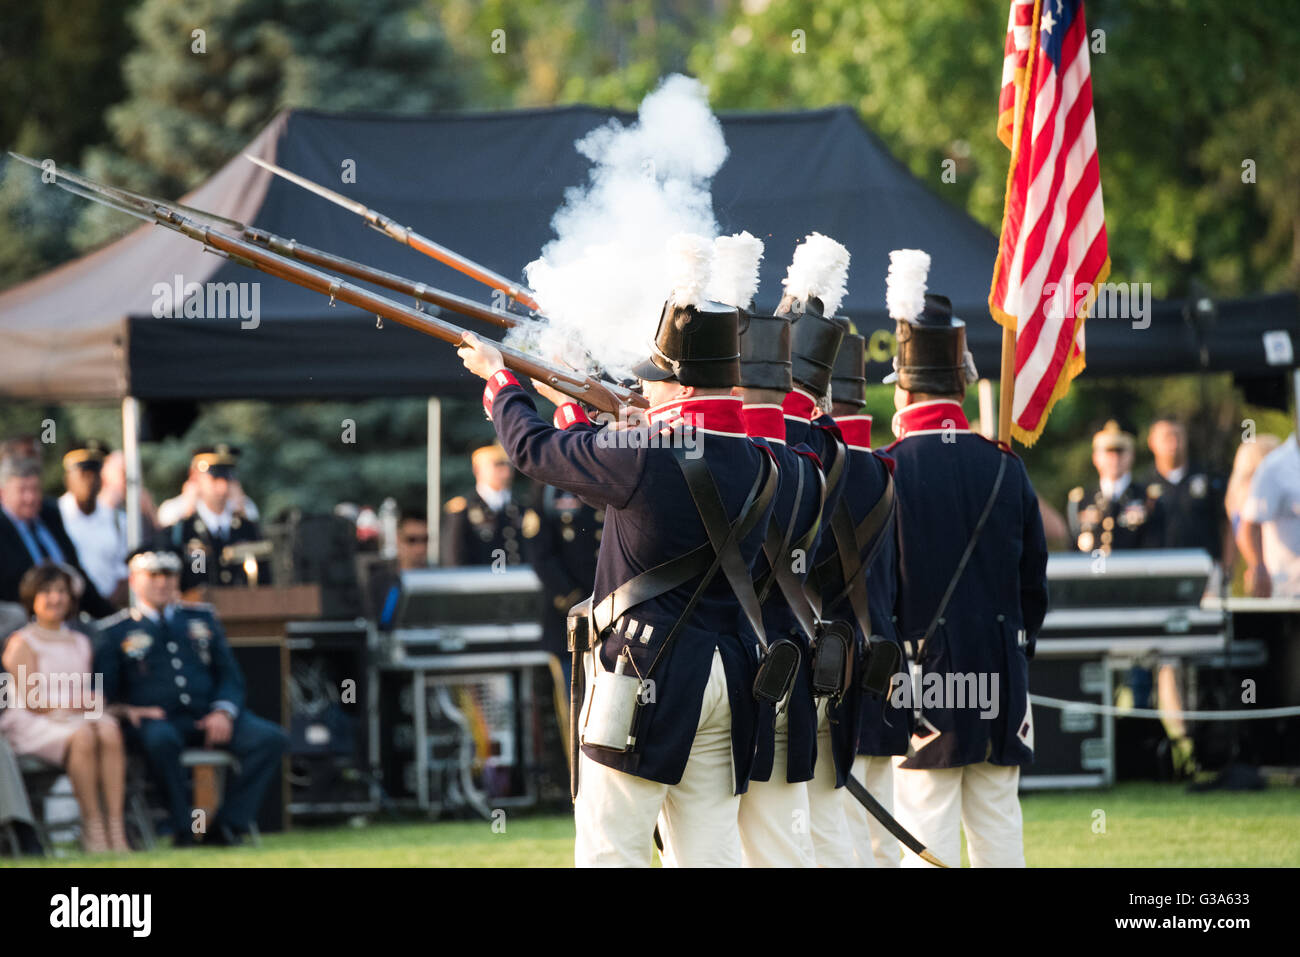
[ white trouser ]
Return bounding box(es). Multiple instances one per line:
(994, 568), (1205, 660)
(574, 648), (741, 867)
(891, 759), (1025, 868)
(806, 700), (856, 867)
(738, 706), (815, 867)
(846, 754), (899, 867)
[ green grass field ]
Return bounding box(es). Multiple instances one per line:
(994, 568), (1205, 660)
(5, 782), (1297, 867)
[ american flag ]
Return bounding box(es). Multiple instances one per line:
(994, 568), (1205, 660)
(989, 0), (1109, 446)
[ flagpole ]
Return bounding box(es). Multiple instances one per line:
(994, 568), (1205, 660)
(998, 327), (1016, 445)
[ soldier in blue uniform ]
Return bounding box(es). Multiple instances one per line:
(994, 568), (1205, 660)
(881, 250), (1049, 868)
(768, 234), (894, 866)
(159, 445), (269, 592)
(1067, 422), (1164, 554)
(95, 548), (289, 846)
(825, 334), (912, 868)
(709, 233), (825, 867)
(441, 444), (529, 568)
(457, 235), (776, 867)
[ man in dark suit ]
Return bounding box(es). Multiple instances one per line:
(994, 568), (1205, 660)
(0, 456), (114, 618)
(96, 548), (288, 846)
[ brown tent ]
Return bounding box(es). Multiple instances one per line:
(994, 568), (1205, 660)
(0, 114), (283, 400)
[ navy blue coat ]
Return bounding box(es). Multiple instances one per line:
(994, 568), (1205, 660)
(484, 373), (775, 792)
(886, 400), (1049, 769)
(741, 405), (825, 784)
(816, 415), (911, 758)
(783, 392), (866, 786)
(96, 602), (246, 721)
(527, 486), (603, 659)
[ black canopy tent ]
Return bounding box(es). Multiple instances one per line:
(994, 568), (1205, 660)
(4, 104), (1295, 399)
(127, 107), (1300, 398)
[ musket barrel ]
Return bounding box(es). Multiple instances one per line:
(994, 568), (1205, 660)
(245, 153), (542, 312)
(181, 214), (643, 414)
(14, 152), (644, 414)
(244, 227), (524, 331)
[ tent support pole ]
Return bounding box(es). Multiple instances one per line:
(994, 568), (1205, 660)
(121, 396), (143, 551)
(1293, 367), (1300, 436)
(427, 397), (442, 566)
(977, 378), (995, 439)
(997, 327), (1016, 446)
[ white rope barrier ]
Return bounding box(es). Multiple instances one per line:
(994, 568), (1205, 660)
(1029, 694), (1300, 720)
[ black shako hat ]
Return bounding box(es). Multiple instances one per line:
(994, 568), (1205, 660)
(778, 294), (849, 398)
(631, 298), (742, 388)
(889, 293), (969, 395)
(830, 332), (867, 407)
(737, 309), (793, 392)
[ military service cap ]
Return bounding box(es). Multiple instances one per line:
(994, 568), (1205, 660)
(62, 439), (109, 470)
(192, 443), (241, 478)
(1092, 421), (1134, 453)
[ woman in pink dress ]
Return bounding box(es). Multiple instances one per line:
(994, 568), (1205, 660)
(1, 564), (144, 852)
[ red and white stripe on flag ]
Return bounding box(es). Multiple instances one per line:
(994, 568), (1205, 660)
(989, 0), (1110, 446)
(997, 0), (1036, 149)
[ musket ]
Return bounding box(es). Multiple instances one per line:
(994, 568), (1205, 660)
(16, 156), (645, 416)
(244, 154), (542, 313)
(6, 153), (527, 333)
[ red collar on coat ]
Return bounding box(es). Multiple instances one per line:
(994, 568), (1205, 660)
(781, 388), (818, 421)
(890, 399), (970, 440)
(835, 414), (873, 451)
(647, 395), (747, 436)
(740, 404), (786, 443)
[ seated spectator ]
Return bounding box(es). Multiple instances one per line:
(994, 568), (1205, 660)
(1, 564), (129, 853)
(1238, 431), (1300, 598)
(58, 441), (129, 606)
(95, 549), (288, 846)
(0, 456), (114, 618)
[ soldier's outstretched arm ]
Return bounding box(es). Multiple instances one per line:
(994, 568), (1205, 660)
(459, 333), (645, 508)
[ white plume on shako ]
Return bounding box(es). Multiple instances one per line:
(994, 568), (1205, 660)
(886, 248), (931, 322)
(511, 74), (729, 378)
(781, 232), (850, 316)
(707, 232), (765, 309)
(664, 232), (715, 309)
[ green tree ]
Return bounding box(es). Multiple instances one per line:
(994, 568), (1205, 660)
(0, 0), (137, 288)
(72, 0), (462, 252)
(687, 0), (1300, 298)
(433, 0), (711, 109)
